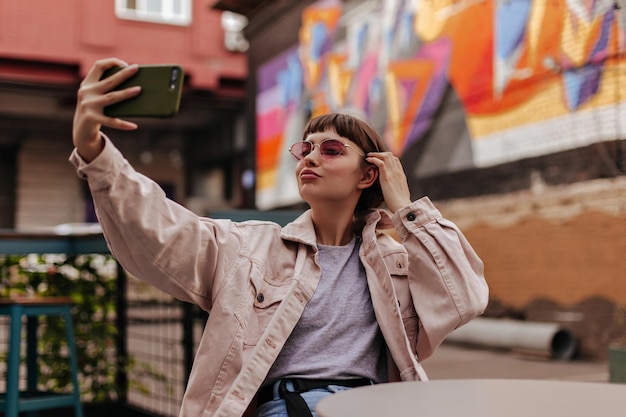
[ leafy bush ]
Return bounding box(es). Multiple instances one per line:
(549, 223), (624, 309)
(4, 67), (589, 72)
(0, 253), (120, 402)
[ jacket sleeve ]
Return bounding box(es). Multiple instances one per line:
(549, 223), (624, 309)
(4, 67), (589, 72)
(69, 135), (241, 312)
(392, 197), (489, 360)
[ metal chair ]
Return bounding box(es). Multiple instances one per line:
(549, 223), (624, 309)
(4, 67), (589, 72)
(0, 296), (83, 417)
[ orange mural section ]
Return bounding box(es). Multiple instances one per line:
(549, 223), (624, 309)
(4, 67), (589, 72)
(255, 0), (626, 209)
(299, 5), (342, 92)
(385, 59), (437, 155)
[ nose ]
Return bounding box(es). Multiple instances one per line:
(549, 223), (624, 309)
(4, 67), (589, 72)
(302, 144), (321, 164)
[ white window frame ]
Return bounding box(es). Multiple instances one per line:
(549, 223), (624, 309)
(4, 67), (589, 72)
(115, 0), (192, 26)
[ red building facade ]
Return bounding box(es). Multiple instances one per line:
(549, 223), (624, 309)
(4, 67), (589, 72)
(0, 0), (248, 229)
(0, 0), (245, 90)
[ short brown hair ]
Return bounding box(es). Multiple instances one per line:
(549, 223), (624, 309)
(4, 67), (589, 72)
(302, 113), (387, 212)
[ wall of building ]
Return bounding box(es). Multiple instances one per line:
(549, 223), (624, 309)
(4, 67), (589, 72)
(251, 0), (626, 209)
(16, 135), (83, 230)
(438, 176), (626, 358)
(0, 144), (17, 229)
(14, 131), (186, 231)
(0, 0), (245, 89)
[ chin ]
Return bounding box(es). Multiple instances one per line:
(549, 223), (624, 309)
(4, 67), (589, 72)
(298, 188), (318, 205)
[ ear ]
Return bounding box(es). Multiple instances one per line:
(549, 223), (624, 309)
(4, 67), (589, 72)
(357, 164), (378, 190)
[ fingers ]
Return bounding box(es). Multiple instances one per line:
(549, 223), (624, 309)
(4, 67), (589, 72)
(366, 151), (397, 161)
(85, 63), (140, 99)
(75, 61), (140, 128)
(97, 64), (139, 94)
(74, 82), (140, 139)
(365, 151), (411, 213)
(73, 59), (142, 159)
(79, 58), (139, 111)
(77, 84), (140, 119)
(365, 151), (402, 174)
(82, 58), (130, 86)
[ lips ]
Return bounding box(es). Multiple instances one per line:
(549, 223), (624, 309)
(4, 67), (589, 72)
(300, 169), (320, 180)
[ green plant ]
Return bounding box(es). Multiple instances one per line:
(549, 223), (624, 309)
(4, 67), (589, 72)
(127, 355), (173, 396)
(0, 253), (120, 402)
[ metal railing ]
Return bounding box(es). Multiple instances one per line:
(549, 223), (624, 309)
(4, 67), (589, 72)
(0, 231), (194, 417)
(0, 211), (302, 416)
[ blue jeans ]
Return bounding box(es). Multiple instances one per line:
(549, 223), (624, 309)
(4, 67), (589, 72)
(254, 381), (356, 417)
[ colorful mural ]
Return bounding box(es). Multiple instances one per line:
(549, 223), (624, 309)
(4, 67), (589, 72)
(256, 0), (626, 210)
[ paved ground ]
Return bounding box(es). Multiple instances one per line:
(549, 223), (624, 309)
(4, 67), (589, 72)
(422, 342), (610, 383)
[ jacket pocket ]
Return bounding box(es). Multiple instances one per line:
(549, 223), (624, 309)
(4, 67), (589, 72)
(236, 265), (290, 347)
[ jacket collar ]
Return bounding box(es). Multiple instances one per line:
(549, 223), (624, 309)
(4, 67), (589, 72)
(281, 208), (395, 247)
(281, 210), (317, 247)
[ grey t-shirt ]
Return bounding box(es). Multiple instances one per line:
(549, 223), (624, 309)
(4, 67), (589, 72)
(265, 236), (386, 384)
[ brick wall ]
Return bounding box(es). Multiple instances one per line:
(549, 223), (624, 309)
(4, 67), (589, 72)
(437, 175), (626, 357)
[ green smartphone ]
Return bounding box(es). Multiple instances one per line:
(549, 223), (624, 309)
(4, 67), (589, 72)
(101, 64), (184, 118)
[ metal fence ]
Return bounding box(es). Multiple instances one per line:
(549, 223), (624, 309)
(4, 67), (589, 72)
(125, 276), (206, 417)
(0, 233), (200, 417)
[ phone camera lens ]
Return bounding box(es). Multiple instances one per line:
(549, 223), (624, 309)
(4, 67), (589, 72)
(169, 68), (179, 91)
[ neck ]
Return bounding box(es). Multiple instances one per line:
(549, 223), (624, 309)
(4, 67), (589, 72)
(310, 203), (356, 246)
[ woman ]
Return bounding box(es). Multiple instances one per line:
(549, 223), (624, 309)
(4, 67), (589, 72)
(71, 58), (488, 417)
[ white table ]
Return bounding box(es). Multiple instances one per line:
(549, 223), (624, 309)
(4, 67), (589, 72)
(315, 379), (626, 417)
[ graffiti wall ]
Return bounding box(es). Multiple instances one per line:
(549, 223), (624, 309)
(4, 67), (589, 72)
(255, 0), (626, 210)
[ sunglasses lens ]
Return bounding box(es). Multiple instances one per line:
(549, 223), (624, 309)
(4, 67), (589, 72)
(290, 142), (312, 160)
(319, 140), (345, 159)
(290, 140), (347, 160)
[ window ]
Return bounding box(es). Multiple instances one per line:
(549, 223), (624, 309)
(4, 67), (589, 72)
(221, 11), (249, 52)
(115, 0), (192, 26)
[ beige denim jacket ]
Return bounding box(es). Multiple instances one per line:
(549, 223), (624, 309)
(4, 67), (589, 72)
(70, 136), (488, 417)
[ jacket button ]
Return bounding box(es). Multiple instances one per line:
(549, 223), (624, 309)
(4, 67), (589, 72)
(406, 212), (416, 221)
(257, 293), (265, 303)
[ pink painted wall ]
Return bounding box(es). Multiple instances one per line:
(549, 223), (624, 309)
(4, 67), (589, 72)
(0, 0), (245, 89)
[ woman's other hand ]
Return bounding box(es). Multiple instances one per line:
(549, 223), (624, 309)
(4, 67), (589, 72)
(72, 58), (141, 162)
(366, 151), (412, 213)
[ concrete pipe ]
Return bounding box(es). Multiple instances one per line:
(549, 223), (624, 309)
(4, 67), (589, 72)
(445, 317), (578, 360)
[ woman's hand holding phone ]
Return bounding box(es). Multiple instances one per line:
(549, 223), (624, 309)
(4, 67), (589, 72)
(100, 64), (184, 118)
(73, 58), (141, 162)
